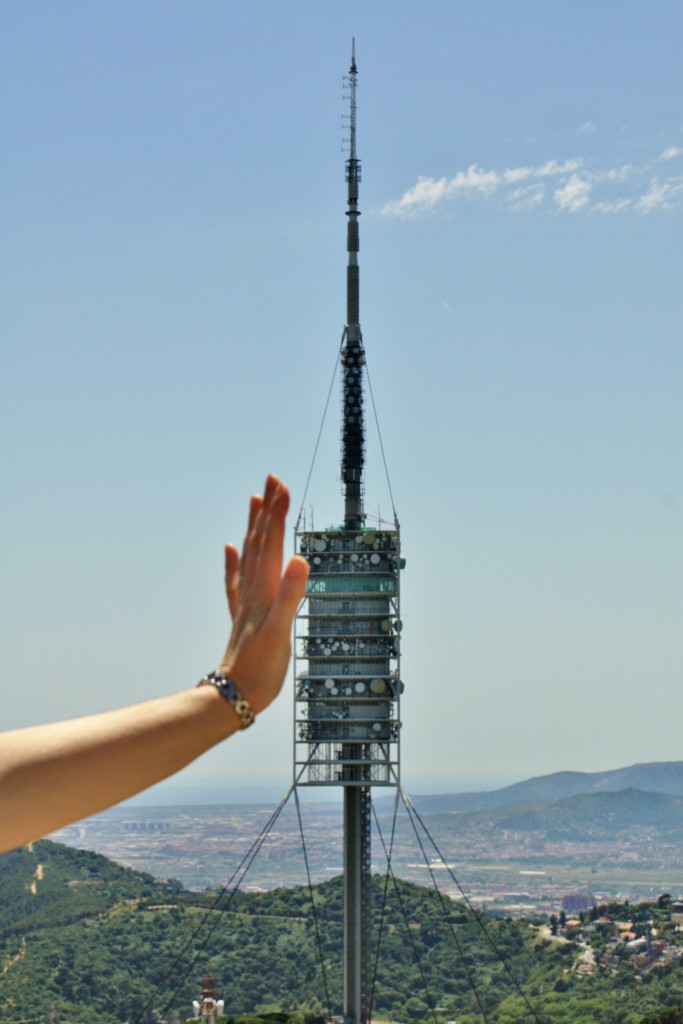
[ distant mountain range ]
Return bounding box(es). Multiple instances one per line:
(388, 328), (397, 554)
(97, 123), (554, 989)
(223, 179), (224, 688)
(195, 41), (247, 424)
(48, 760), (683, 893)
(402, 761), (683, 814)
(416, 788), (683, 844)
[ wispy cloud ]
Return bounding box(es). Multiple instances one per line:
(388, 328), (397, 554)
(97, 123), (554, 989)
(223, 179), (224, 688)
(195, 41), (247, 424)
(448, 165), (501, 195)
(536, 158), (583, 177)
(508, 184), (545, 211)
(637, 177), (683, 212)
(501, 159), (582, 184)
(592, 198), (632, 214)
(578, 121), (598, 135)
(381, 165), (501, 217)
(593, 164), (633, 183)
(381, 157), (583, 218)
(554, 174), (591, 212)
(381, 145), (683, 219)
(503, 166), (532, 183)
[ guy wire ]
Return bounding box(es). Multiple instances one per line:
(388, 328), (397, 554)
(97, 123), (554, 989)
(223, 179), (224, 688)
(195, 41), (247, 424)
(295, 332), (345, 531)
(132, 782), (299, 1024)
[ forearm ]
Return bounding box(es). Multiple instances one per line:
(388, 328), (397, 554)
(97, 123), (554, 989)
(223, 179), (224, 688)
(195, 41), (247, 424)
(0, 474), (308, 855)
(0, 685), (235, 852)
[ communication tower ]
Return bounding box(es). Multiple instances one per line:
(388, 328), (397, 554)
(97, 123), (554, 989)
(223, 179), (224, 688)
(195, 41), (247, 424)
(294, 41), (403, 1024)
(189, 974), (225, 1023)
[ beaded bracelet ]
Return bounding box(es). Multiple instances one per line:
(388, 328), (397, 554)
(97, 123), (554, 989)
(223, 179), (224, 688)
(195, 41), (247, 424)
(197, 671), (256, 729)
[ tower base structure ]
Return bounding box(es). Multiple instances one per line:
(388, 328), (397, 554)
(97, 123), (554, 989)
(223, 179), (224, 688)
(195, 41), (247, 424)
(294, 525), (401, 787)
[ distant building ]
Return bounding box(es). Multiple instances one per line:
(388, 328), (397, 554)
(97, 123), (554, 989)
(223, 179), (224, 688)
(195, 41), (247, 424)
(562, 891), (596, 913)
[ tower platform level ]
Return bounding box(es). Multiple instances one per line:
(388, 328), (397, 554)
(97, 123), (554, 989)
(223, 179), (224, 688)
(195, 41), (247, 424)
(294, 525), (402, 787)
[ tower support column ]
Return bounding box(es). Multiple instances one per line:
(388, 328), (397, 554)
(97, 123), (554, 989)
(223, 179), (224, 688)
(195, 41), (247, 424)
(343, 780), (371, 1024)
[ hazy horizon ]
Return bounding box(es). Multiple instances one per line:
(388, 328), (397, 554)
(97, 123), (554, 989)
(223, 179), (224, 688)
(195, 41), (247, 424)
(119, 770), (525, 807)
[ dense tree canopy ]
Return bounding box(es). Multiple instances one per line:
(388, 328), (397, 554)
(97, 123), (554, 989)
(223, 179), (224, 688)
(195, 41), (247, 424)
(2, 841), (683, 1024)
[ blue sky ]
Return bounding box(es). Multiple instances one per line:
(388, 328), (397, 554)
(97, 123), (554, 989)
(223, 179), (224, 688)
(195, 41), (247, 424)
(2, 1), (681, 799)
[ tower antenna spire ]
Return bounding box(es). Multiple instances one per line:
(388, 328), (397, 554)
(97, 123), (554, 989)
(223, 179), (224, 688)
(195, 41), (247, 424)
(342, 37), (364, 529)
(349, 37), (358, 162)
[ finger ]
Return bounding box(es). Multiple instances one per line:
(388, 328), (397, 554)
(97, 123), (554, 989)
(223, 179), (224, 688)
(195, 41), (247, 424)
(251, 478), (288, 604)
(224, 544), (240, 619)
(233, 476), (291, 631)
(248, 491), (263, 533)
(237, 493), (264, 604)
(262, 555), (309, 638)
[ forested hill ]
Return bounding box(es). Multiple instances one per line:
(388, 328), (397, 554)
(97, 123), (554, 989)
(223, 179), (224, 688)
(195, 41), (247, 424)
(0, 839), (168, 937)
(415, 788), (683, 844)
(3, 839), (683, 1024)
(404, 761), (683, 814)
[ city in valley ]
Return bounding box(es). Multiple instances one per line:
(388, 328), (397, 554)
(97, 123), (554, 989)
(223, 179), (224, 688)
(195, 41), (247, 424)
(50, 796), (683, 919)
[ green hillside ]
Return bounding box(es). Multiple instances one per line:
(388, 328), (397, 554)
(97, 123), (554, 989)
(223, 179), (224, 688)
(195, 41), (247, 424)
(2, 841), (683, 1024)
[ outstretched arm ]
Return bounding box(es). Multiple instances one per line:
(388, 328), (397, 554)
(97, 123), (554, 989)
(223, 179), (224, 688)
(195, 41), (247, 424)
(0, 475), (308, 853)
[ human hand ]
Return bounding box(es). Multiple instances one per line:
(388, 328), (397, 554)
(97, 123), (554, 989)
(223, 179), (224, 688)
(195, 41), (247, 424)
(217, 475), (309, 715)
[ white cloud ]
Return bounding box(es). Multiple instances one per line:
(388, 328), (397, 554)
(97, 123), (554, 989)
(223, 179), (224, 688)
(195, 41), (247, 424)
(380, 146), (683, 220)
(380, 165), (500, 218)
(535, 158), (583, 177)
(553, 174), (591, 212)
(578, 121), (598, 134)
(594, 164), (633, 183)
(508, 184), (545, 211)
(503, 166), (533, 183)
(381, 158), (584, 218)
(448, 164), (501, 195)
(637, 180), (669, 212)
(380, 176), (450, 218)
(592, 198), (632, 214)
(502, 159), (582, 183)
(637, 177), (683, 212)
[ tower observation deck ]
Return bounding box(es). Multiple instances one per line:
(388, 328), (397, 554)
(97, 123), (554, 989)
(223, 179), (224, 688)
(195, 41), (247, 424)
(294, 42), (403, 1024)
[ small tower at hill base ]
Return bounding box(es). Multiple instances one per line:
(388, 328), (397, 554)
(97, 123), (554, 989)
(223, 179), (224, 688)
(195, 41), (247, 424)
(294, 41), (403, 1024)
(189, 974), (225, 1023)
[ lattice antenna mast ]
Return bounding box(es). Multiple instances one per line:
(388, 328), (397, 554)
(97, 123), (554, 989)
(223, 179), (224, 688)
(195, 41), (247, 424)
(341, 38), (365, 529)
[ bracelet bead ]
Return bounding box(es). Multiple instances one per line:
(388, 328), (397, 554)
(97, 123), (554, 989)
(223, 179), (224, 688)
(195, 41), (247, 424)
(197, 672), (256, 729)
